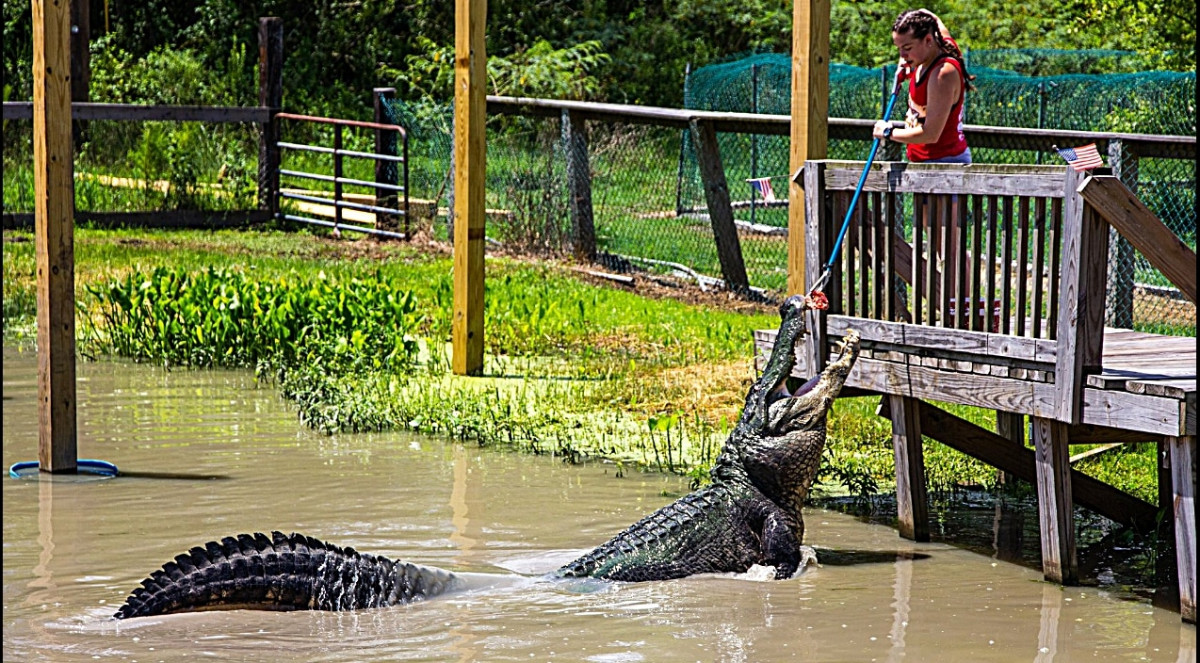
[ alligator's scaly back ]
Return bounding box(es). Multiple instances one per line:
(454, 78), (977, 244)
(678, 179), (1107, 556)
(113, 531), (459, 619)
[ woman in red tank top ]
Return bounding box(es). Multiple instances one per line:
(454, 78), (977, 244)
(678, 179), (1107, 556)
(872, 10), (974, 164)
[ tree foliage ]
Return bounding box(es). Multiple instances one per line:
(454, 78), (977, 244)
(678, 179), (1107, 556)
(2, 0), (1193, 113)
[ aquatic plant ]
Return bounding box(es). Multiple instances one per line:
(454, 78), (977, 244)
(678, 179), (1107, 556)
(82, 265), (423, 372)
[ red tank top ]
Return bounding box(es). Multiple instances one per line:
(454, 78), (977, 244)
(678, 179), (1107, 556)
(905, 55), (968, 162)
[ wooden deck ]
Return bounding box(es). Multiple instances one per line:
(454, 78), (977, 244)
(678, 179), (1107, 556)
(757, 160), (1196, 622)
(755, 325), (1195, 438)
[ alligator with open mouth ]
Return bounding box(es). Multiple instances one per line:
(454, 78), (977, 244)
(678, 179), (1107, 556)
(114, 294), (859, 619)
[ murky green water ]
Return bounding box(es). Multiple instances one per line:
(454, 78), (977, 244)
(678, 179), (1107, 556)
(3, 345), (1195, 661)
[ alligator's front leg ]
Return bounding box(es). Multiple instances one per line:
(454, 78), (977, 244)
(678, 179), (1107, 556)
(755, 502), (803, 579)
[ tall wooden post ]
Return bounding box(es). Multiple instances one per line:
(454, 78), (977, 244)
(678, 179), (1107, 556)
(787, 0), (830, 295)
(33, 0), (78, 473)
(1032, 416), (1077, 584)
(889, 395), (930, 542)
(452, 0), (486, 375)
(1168, 435), (1196, 623)
(1055, 167), (1108, 424)
(257, 17), (283, 216)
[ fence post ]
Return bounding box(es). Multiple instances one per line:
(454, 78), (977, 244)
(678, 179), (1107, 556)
(1032, 416), (1078, 584)
(258, 17), (283, 216)
(750, 63), (759, 226)
(675, 62), (691, 216)
(446, 111), (455, 241)
(333, 123), (343, 234)
(69, 0), (90, 149)
(1036, 83), (1045, 164)
(689, 118), (749, 293)
(1054, 166), (1108, 424)
(373, 87), (401, 237)
(562, 109), (596, 260)
(1105, 139), (1135, 328)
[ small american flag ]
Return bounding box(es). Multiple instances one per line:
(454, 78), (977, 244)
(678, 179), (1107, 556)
(1054, 143), (1104, 171)
(748, 177), (776, 202)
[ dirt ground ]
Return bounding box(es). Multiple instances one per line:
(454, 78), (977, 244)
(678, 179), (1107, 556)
(316, 232), (780, 315)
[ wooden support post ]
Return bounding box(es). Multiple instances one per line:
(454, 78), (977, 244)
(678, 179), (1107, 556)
(888, 395), (930, 542)
(69, 0), (89, 148)
(257, 17), (283, 216)
(689, 119), (749, 292)
(1105, 140), (1135, 328)
(563, 109), (596, 261)
(452, 0), (486, 376)
(787, 0), (830, 295)
(1054, 166), (1107, 423)
(33, 0), (77, 473)
(373, 87), (400, 237)
(1167, 435), (1196, 623)
(1032, 416), (1077, 585)
(802, 161), (828, 373)
(996, 411), (1025, 484)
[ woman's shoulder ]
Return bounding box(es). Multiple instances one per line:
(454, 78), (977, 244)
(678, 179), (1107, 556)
(934, 56), (964, 79)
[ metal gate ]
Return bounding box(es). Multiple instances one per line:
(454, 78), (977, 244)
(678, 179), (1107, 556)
(274, 112), (409, 239)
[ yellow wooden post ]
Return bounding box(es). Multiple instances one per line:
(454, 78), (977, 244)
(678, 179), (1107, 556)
(32, 0), (78, 472)
(452, 0), (486, 375)
(787, 0), (830, 295)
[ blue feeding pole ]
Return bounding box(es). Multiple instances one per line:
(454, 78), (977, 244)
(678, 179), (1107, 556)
(809, 65), (907, 297)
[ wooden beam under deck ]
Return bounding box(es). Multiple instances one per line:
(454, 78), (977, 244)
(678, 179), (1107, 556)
(874, 398), (1159, 531)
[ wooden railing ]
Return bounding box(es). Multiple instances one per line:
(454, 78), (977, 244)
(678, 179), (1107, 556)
(800, 161), (1108, 423)
(1079, 175), (1197, 304)
(486, 95), (1195, 299)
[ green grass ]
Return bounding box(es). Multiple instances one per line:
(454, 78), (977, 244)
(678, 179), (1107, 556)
(0, 226), (1171, 505)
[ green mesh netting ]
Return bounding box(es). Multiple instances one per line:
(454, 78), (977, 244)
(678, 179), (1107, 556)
(966, 48), (1151, 76)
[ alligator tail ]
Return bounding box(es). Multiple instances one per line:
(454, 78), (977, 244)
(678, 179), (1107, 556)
(113, 531), (459, 619)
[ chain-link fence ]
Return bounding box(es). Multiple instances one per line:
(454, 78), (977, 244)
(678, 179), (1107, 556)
(393, 90), (1193, 335)
(387, 52), (1190, 334)
(672, 51), (1195, 334)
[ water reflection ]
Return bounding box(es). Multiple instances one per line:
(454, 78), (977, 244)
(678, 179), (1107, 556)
(887, 555), (913, 662)
(3, 346), (1196, 662)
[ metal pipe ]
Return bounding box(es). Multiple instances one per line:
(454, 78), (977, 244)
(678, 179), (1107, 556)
(277, 142), (405, 163)
(275, 111), (406, 136)
(279, 192), (406, 216)
(278, 213), (408, 240)
(278, 170), (406, 192)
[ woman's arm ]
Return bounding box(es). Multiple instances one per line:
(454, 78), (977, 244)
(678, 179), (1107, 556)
(872, 60), (960, 145)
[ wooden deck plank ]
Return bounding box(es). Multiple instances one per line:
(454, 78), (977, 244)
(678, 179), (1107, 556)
(1081, 389), (1193, 436)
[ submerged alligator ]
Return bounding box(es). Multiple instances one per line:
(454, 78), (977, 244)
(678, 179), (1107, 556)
(114, 295), (860, 619)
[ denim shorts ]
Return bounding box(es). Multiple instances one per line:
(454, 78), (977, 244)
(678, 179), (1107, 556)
(919, 148), (972, 164)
